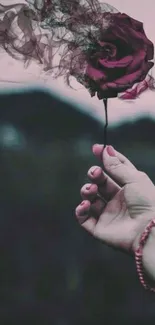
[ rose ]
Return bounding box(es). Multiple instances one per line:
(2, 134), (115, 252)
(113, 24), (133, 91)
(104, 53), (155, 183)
(84, 13), (154, 99)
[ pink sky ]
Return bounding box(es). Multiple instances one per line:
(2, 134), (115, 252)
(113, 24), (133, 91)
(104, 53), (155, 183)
(0, 0), (155, 126)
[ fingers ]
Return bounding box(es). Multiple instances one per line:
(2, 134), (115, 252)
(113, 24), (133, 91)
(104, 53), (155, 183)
(87, 166), (121, 201)
(76, 163), (120, 236)
(80, 182), (106, 216)
(75, 199), (106, 235)
(75, 144), (138, 235)
(92, 144), (139, 186)
(80, 183), (98, 201)
(75, 200), (97, 235)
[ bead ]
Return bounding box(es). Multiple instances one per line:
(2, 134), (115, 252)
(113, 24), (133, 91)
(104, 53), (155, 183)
(135, 219), (155, 293)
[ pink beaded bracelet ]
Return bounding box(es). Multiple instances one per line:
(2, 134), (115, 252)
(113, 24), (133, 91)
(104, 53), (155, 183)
(135, 219), (155, 293)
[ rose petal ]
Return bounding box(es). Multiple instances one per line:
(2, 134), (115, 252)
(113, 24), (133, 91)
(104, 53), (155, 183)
(123, 26), (154, 60)
(86, 65), (106, 81)
(129, 27), (152, 45)
(146, 42), (154, 61)
(126, 50), (146, 73)
(123, 26), (154, 57)
(128, 17), (144, 32)
(110, 24), (153, 59)
(107, 26), (129, 45)
(100, 61), (153, 92)
(115, 13), (144, 32)
(147, 74), (155, 90)
(114, 13), (130, 20)
(97, 41), (117, 59)
(119, 87), (139, 100)
(119, 79), (149, 100)
(99, 55), (133, 69)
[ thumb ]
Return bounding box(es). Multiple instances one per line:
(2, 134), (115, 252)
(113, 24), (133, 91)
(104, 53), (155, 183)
(95, 145), (138, 186)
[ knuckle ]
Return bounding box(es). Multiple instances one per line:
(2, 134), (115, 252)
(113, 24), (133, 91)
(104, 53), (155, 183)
(106, 159), (122, 171)
(138, 171), (148, 180)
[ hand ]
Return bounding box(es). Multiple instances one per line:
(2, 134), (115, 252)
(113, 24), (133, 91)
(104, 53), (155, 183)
(75, 144), (155, 255)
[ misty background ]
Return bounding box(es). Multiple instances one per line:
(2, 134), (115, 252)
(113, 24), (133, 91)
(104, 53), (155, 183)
(0, 88), (155, 325)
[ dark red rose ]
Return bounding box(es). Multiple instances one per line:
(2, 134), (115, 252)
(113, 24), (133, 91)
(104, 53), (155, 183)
(0, 1), (154, 101)
(84, 12), (154, 99)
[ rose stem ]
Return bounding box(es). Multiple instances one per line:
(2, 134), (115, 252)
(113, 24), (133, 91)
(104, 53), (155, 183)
(103, 98), (108, 148)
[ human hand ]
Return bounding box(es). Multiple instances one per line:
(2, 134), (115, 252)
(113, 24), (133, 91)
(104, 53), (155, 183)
(75, 144), (155, 255)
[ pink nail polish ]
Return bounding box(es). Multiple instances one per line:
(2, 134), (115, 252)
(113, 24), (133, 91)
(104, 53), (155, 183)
(107, 146), (116, 157)
(90, 167), (98, 175)
(86, 185), (91, 190)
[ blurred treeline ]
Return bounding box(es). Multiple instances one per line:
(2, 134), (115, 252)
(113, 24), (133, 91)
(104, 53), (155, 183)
(0, 89), (155, 325)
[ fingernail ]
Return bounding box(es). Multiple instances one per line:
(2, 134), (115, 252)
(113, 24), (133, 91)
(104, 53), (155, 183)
(93, 143), (102, 149)
(106, 146), (116, 157)
(92, 144), (103, 152)
(80, 201), (85, 206)
(86, 185), (91, 190)
(90, 167), (99, 175)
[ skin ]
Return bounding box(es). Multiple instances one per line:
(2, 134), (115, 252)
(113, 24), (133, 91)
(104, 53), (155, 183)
(75, 144), (155, 283)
